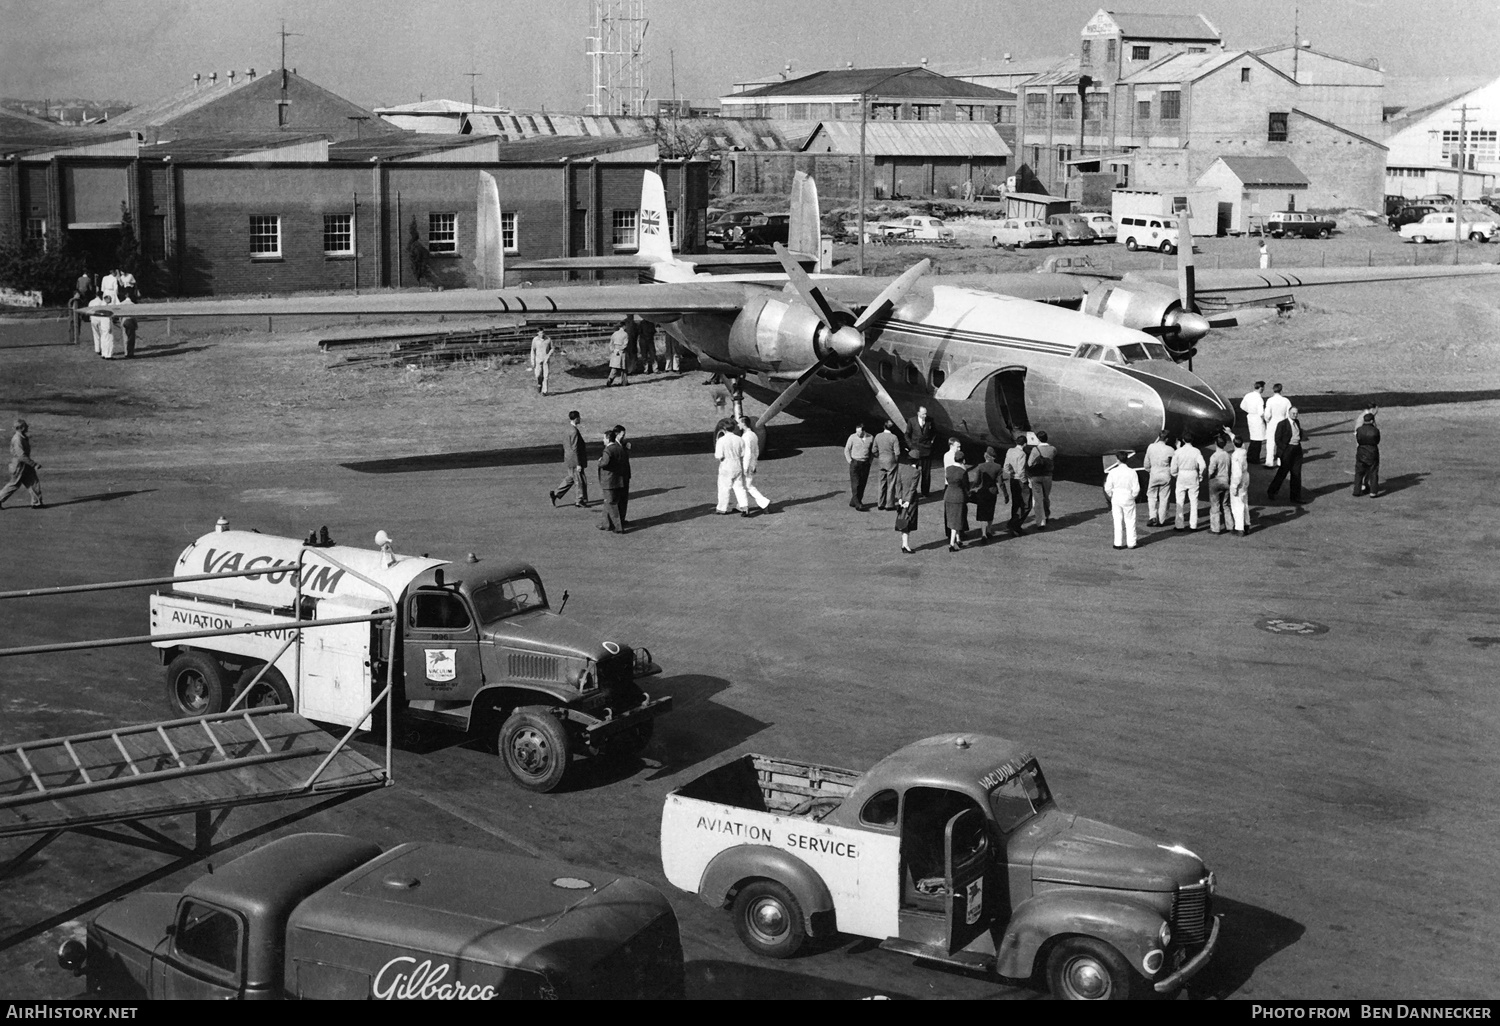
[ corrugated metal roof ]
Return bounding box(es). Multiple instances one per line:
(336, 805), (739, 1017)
(737, 66), (1011, 100)
(1104, 12), (1221, 41)
(140, 134), (330, 161)
(1121, 50), (1246, 84)
(112, 75), (261, 126)
(1214, 156), (1310, 186)
(374, 99), (510, 114)
(804, 120), (1011, 157)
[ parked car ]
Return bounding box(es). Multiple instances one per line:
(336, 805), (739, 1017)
(1266, 211), (1336, 239)
(1400, 211), (1496, 243)
(991, 218), (1055, 249)
(1117, 215), (1179, 253)
(876, 216), (956, 242)
(1418, 193), (1455, 207)
(707, 210), (765, 248)
(1388, 205), (1437, 231)
(741, 213), (790, 247)
(1082, 212), (1117, 242)
(1047, 213), (1098, 244)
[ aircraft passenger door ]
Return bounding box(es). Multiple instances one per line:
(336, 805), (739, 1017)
(944, 807), (991, 955)
(984, 367), (1031, 440)
(403, 589), (483, 700)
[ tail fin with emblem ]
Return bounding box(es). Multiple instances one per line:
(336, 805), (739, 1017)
(787, 171), (823, 269)
(637, 170), (675, 265)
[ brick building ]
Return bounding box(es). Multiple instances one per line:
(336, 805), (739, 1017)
(1018, 10), (1387, 211)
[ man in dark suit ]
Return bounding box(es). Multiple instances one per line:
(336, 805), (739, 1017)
(613, 424), (632, 527)
(1353, 410), (1380, 497)
(597, 428), (626, 533)
(904, 406), (937, 497)
(1267, 406), (1305, 504)
(549, 410), (589, 507)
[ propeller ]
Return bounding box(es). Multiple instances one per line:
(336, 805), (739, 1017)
(1146, 205), (1210, 367)
(755, 244), (929, 431)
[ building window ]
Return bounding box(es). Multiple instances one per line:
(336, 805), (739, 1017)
(1268, 111), (1289, 142)
(1159, 91), (1181, 120)
(1084, 94), (1108, 121)
(786, 103), (809, 120)
(322, 213), (354, 256)
(612, 208), (638, 249)
(1031, 146), (1041, 167)
(913, 104), (942, 121)
(1058, 144), (1073, 164)
(1132, 45), (1151, 61)
(24, 218), (46, 244)
(1241, 67), (1251, 83)
(1056, 94), (1077, 120)
(501, 211), (518, 252)
(428, 212), (457, 254)
(1024, 92), (1047, 123)
(249, 215), (281, 258)
(997, 105), (1014, 124)
(870, 102), (900, 121)
(1137, 99), (1152, 120)
(666, 210), (682, 248)
(1107, 40), (1117, 63)
(1081, 40), (1092, 62)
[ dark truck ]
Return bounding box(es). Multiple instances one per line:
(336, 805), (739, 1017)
(59, 833), (684, 1000)
(661, 733), (1219, 1000)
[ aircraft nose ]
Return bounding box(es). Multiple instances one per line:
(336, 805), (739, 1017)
(1155, 379), (1234, 444)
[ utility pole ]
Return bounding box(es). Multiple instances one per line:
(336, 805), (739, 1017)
(1451, 103), (1475, 261)
(464, 70), (482, 111)
(277, 21), (303, 128)
(1291, 3), (1299, 81)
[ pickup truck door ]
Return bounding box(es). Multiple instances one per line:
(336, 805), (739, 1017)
(944, 807), (991, 954)
(154, 900), (245, 999)
(403, 588), (484, 700)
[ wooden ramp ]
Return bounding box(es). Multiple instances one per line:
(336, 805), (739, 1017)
(0, 707), (386, 840)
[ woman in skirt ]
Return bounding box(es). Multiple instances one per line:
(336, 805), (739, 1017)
(894, 454), (921, 553)
(943, 451), (971, 551)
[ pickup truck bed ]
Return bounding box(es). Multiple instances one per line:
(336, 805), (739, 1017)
(676, 754), (860, 822)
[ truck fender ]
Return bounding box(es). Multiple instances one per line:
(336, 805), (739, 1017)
(995, 890), (1167, 982)
(698, 845), (835, 937)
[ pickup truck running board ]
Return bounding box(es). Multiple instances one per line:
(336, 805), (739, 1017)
(879, 937), (996, 974)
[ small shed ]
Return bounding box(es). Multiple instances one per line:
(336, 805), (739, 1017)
(1197, 156), (1310, 235)
(1005, 192), (1073, 221)
(801, 120), (1011, 199)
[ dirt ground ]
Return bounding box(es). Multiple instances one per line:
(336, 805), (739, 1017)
(0, 250), (1498, 1000)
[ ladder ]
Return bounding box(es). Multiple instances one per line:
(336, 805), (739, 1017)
(0, 705), (315, 810)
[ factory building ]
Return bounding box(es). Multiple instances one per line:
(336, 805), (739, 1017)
(1381, 75), (1500, 201)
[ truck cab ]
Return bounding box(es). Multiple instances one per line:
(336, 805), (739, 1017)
(661, 733), (1219, 1000)
(61, 832), (685, 1000)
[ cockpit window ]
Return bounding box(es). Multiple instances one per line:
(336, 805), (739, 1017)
(470, 574), (549, 623)
(1118, 342), (1148, 362)
(1142, 342), (1172, 361)
(987, 762), (1053, 833)
(1101, 347), (1124, 364)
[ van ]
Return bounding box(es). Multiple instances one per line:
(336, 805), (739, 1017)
(1117, 215), (1179, 253)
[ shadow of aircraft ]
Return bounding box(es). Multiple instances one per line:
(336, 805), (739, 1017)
(1294, 388), (1500, 414)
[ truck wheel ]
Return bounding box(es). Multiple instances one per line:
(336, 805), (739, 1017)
(166, 652), (231, 717)
(499, 708), (571, 792)
(236, 666), (293, 712)
(732, 880), (807, 958)
(1045, 937), (1139, 1000)
(1160, 240), (1175, 254)
(1470, 231), (1485, 242)
(1125, 237), (1138, 251)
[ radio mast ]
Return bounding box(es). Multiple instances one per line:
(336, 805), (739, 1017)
(586, 0), (650, 116)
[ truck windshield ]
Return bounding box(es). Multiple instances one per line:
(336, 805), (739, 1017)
(470, 574), (548, 622)
(987, 762), (1053, 833)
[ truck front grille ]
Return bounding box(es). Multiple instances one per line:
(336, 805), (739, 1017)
(1171, 882), (1210, 944)
(508, 652), (561, 682)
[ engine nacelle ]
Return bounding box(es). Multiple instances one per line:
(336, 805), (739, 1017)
(725, 295), (833, 374)
(1083, 282), (1205, 361)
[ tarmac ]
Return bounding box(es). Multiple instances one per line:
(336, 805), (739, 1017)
(1, 384), (1497, 999)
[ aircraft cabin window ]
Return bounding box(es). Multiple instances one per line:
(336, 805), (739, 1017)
(905, 365), (920, 386)
(860, 789), (899, 827)
(879, 359), (892, 382)
(1077, 343), (1103, 360)
(931, 367), (946, 388)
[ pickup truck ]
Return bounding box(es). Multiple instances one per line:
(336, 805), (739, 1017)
(59, 832), (684, 999)
(660, 733), (1219, 1000)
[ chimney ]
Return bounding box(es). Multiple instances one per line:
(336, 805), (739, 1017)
(193, 72), (201, 89)
(209, 72), (217, 85)
(228, 70), (236, 84)
(248, 67), (256, 79)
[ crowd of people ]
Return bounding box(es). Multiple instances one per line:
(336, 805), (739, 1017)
(71, 268), (140, 360)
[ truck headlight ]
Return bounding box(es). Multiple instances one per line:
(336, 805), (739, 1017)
(633, 647), (652, 674)
(1158, 922), (1172, 947)
(576, 662), (597, 692)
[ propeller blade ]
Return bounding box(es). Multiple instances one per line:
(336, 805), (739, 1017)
(853, 258), (931, 333)
(773, 243), (839, 330)
(855, 356), (908, 432)
(755, 359), (825, 431)
(1176, 204), (1197, 313)
(1206, 305), (1280, 329)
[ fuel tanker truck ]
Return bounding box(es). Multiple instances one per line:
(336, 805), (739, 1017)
(149, 523), (669, 792)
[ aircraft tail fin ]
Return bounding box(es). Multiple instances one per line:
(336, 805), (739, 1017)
(787, 171), (823, 268)
(637, 170), (675, 265)
(475, 171), (504, 288)
(1176, 199), (1196, 312)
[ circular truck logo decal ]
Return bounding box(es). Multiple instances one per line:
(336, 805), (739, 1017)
(1256, 617), (1330, 636)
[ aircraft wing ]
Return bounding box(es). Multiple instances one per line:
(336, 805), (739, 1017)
(77, 279), (762, 321)
(928, 273), (1091, 306)
(508, 251), (817, 272)
(1123, 262), (1500, 297)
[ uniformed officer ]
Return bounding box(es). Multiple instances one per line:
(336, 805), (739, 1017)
(1102, 451), (1139, 550)
(1169, 439), (1206, 531)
